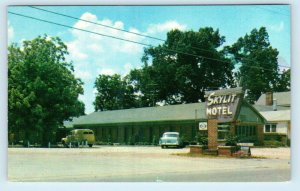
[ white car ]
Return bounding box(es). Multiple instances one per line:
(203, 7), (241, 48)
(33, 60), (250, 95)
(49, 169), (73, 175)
(159, 132), (182, 148)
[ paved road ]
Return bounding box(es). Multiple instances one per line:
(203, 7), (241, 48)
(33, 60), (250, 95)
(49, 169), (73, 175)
(8, 146), (290, 182)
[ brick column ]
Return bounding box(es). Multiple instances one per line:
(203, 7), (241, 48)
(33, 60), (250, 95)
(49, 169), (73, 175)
(208, 119), (218, 149)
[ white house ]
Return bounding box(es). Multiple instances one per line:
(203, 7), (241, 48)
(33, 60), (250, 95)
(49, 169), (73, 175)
(254, 91), (290, 145)
(259, 110), (290, 139)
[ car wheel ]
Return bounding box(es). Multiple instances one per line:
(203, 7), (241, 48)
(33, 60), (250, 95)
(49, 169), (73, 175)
(62, 141), (66, 148)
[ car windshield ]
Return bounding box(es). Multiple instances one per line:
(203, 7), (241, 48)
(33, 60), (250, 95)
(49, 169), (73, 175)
(83, 132), (93, 134)
(163, 133), (178, 138)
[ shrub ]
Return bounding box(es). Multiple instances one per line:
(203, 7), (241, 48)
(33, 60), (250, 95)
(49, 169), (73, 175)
(225, 134), (239, 146)
(264, 140), (284, 147)
(127, 136), (134, 145)
(264, 133), (288, 146)
(195, 132), (208, 145)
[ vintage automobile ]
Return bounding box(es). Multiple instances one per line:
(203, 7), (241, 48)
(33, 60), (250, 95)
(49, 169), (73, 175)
(159, 132), (182, 148)
(62, 129), (95, 148)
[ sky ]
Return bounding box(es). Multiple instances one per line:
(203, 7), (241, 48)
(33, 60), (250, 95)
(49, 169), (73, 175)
(7, 5), (291, 114)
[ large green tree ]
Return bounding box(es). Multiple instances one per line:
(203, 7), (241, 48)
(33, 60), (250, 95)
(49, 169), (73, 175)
(8, 36), (85, 146)
(93, 74), (136, 111)
(275, 69), (290, 92)
(225, 27), (286, 103)
(129, 27), (235, 106)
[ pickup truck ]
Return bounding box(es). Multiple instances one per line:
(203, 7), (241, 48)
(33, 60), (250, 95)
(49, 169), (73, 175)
(62, 129), (95, 147)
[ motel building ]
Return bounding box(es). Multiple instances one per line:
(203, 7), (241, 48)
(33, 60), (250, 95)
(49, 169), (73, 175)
(68, 87), (267, 149)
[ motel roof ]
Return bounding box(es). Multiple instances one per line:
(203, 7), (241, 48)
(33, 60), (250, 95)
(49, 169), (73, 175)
(70, 100), (266, 127)
(73, 102), (207, 126)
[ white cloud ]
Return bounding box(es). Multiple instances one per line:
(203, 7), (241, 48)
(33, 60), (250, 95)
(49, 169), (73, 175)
(123, 63), (133, 76)
(147, 21), (187, 34)
(8, 21), (14, 43)
(66, 40), (88, 60)
(270, 21), (284, 32)
(78, 94), (86, 102)
(93, 88), (98, 94)
(118, 28), (144, 53)
(69, 12), (144, 62)
(98, 68), (116, 76)
(66, 13), (187, 114)
(74, 69), (93, 80)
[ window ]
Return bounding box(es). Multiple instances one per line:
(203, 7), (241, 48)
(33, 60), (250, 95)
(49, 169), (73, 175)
(218, 124), (230, 140)
(265, 124), (277, 133)
(163, 133), (178, 138)
(236, 126), (256, 137)
(265, 125), (271, 132)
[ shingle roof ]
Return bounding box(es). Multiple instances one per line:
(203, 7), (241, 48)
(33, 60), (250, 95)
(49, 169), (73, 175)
(252, 105), (290, 112)
(73, 102), (207, 126)
(255, 91), (290, 106)
(260, 110), (290, 122)
(63, 117), (81, 128)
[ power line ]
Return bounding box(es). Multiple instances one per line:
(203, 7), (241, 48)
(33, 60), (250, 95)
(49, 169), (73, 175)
(28, 6), (291, 69)
(8, 11), (152, 47)
(8, 11), (229, 63)
(29, 6), (165, 42)
(28, 6), (219, 55)
(8, 11), (289, 73)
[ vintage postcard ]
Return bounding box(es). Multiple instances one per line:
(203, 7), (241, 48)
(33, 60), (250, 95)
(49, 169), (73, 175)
(7, 4), (291, 183)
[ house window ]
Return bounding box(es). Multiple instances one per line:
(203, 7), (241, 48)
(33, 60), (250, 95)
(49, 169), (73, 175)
(265, 124), (277, 133)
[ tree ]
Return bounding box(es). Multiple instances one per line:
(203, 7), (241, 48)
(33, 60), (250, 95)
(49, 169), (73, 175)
(127, 67), (160, 107)
(8, 35), (85, 146)
(93, 74), (136, 111)
(275, 69), (290, 92)
(225, 27), (283, 103)
(129, 27), (235, 105)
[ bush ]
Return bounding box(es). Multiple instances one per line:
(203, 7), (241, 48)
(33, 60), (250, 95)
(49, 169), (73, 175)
(195, 132), (208, 146)
(264, 133), (284, 141)
(225, 134), (239, 146)
(264, 133), (288, 146)
(238, 136), (256, 143)
(264, 140), (285, 147)
(127, 136), (134, 145)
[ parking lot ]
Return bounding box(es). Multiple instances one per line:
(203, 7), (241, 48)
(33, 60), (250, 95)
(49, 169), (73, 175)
(8, 146), (290, 182)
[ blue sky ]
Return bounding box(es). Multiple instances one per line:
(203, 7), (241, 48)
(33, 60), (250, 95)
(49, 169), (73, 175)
(7, 5), (291, 114)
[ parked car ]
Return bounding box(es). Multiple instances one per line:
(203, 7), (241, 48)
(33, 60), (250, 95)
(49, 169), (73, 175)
(62, 129), (95, 147)
(159, 132), (183, 148)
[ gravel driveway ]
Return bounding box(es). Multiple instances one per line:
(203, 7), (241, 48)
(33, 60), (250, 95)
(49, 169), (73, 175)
(8, 146), (290, 182)
(251, 147), (290, 159)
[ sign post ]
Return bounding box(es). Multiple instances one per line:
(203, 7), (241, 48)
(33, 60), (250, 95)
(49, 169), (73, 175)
(204, 88), (244, 149)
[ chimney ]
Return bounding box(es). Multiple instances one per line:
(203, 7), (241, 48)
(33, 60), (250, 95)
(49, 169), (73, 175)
(265, 92), (273, 106)
(273, 99), (277, 111)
